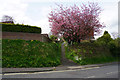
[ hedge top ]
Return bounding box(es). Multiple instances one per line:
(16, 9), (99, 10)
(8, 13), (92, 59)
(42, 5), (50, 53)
(1, 23), (42, 33)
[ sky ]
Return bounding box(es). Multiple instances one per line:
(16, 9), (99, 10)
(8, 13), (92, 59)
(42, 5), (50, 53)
(0, 0), (119, 39)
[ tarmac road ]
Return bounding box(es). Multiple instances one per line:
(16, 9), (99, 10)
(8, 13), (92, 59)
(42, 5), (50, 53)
(2, 64), (119, 78)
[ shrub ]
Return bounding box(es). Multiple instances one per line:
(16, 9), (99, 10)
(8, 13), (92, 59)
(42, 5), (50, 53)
(65, 40), (118, 65)
(50, 35), (58, 42)
(97, 31), (113, 45)
(108, 38), (120, 57)
(95, 40), (107, 46)
(1, 23), (41, 33)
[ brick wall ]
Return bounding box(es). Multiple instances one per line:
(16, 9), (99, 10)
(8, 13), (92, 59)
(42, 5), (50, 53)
(2, 32), (51, 42)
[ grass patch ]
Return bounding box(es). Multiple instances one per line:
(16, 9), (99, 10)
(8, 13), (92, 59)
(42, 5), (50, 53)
(2, 39), (61, 68)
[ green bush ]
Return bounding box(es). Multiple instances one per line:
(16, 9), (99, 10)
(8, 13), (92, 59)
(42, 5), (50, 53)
(97, 31), (113, 45)
(108, 38), (120, 57)
(2, 39), (61, 68)
(95, 40), (107, 46)
(1, 23), (41, 33)
(50, 35), (57, 42)
(65, 40), (118, 65)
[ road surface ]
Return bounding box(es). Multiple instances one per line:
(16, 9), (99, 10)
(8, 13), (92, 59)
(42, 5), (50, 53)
(2, 64), (119, 78)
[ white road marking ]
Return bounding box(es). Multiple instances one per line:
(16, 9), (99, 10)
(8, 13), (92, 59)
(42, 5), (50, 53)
(106, 71), (118, 74)
(81, 67), (100, 70)
(32, 70), (76, 74)
(68, 66), (83, 69)
(87, 76), (95, 78)
(3, 73), (31, 75)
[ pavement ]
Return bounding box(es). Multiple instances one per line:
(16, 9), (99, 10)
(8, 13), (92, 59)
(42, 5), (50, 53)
(2, 62), (118, 74)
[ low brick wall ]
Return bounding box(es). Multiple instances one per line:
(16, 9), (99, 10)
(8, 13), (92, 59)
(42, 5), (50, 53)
(2, 32), (51, 42)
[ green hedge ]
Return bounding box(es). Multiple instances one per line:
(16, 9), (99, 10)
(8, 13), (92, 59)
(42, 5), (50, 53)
(2, 39), (61, 68)
(65, 41), (118, 65)
(1, 23), (41, 33)
(108, 38), (120, 57)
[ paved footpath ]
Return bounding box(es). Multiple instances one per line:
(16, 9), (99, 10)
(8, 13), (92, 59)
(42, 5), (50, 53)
(61, 42), (79, 66)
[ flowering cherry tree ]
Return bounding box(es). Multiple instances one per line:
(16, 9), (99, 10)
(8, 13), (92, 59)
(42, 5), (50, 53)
(48, 2), (105, 43)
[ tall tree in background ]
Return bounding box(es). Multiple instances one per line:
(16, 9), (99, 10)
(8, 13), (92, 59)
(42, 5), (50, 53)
(1, 15), (14, 24)
(48, 2), (105, 43)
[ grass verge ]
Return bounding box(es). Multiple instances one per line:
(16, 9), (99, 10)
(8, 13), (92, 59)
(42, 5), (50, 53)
(2, 39), (61, 68)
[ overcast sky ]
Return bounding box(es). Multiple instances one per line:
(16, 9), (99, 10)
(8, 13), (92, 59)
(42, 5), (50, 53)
(0, 0), (119, 39)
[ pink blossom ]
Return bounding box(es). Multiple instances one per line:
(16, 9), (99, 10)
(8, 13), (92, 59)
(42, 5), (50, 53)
(48, 2), (105, 42)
